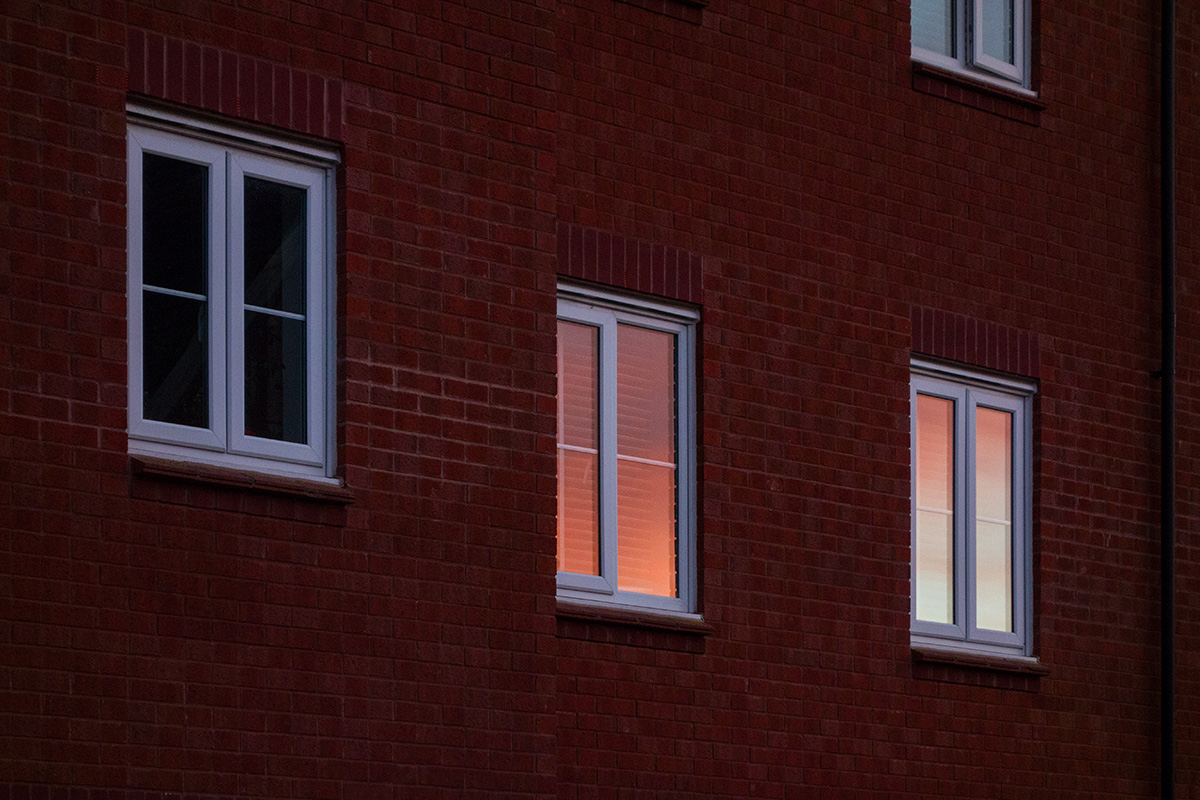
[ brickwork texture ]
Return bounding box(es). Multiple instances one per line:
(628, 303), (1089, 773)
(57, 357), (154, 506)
(2, 0), (1198, 798)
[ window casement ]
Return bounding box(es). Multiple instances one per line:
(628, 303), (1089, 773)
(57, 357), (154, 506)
(556, 284), (697, 616)
(911, 359), (1034, 658)
(911, 0), (1032, 91)
(127, 107), (338, 480)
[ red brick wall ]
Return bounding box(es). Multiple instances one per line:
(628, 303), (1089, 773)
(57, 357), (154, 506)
(554, 0), (1184, 797)
(3, 0), (558, 797)
(3, 0), (1199, 798)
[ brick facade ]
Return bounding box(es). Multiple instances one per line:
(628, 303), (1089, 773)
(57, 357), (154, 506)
(2, 0), (1197, 797)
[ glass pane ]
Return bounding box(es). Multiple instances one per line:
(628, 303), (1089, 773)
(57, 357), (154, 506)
(976, 520), (1013, 631)
(976, 408), (1012, 521)
(557, 321), (598, 449)
(976, 407), (1013, 631)
(915, 394), (954, 623)
(244, 177), (307, 314)
(617, 324), (675, 464)
(142, 153), (207, 295)
(915, 509), (954, 624)
(916, 395), (954, 510)
(981, 0), (1015, 64)
(912, 0), (954, 56)
(616, 458), (676, 597)
(143, 291), (207, 427)
(558, 448), (599, 576)
(244, 311), (307, 443)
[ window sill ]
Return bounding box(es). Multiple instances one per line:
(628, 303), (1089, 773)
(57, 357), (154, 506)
(911, 61), (1046, 125)
(131, 455), (354, 504)
(557, 599), (712, 634)
(912, 645), (1049, 683)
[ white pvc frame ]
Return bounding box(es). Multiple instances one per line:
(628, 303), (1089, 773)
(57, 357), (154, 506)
(556, 283), (698, 616)
(970, 0), (1025, 83)
(910, 358), (1035, 658)
(127, 106), (338, 480)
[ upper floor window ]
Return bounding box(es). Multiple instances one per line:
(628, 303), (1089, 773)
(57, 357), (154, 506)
(911, 359), (1035, 657)
(911, 0), (1032, 91)
(556, 284), (697, 615)
(127, 107), (338, 479)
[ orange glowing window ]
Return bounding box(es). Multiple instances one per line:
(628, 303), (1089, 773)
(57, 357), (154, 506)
(557, 321), (600, 577)
(556, 286), (696, 614)
(911, 361), (1033, 658)
(915, 394), (955, 625)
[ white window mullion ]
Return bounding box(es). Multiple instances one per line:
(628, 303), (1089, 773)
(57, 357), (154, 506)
(674, 322), (696, 611)
(598, 308), (620, 595)
(1018, 398), (1032, 644)
(961, 393), (978, 640)
(226, 152), (247, 458)
(1009, 407), (1027, 639)
(126, 131), (147, 435)
(305, 172), (328, 465)
(209, 152), (229, 452)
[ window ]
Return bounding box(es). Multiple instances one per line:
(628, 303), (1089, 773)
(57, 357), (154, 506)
(911, 0), (1031, 90)
(556, 284), (697, 615)
(911, 359), (1034, 657)
(127, 107), (337, 479)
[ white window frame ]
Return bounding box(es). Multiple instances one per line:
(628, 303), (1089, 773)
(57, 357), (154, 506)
(911, 0), (1032, 93)
(127, 105), (338, 480)
(911, 358), (1035, 658)
(556, 283), (698, 616)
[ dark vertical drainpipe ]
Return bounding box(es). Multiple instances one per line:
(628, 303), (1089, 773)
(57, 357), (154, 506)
(1161, 1), (1176, 797)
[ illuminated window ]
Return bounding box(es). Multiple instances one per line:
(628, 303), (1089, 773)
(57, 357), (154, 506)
(911, 360), (1034, 656)
(911, 0), (1032, 90)
(556, 284), (697, 614)
(127, 107), (337, 479)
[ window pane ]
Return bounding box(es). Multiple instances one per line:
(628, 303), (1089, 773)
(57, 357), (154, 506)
(244, 178), (307, 314)
(558, 321), (598, 449)
(616, 324), (675, 464)
(557, 320), (600, 576)
(980, 0), (1015, 64)
(143, 291), (208, 428)
(617, 459), (676, 597)
(976, 407), (1012, 520)
(558, 448), (600, 576)
(912, 0), (954, 56)
(915, 394), (954, 624)
(976, 520), (1013, 631)
(915, 510), (954, 624)
(244, 311), (307, 443)
(142, 154), (207, 295)
(615, 323), (678, 597)
(976, 407), (1013, 631)
(916, 395), (954, 510)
